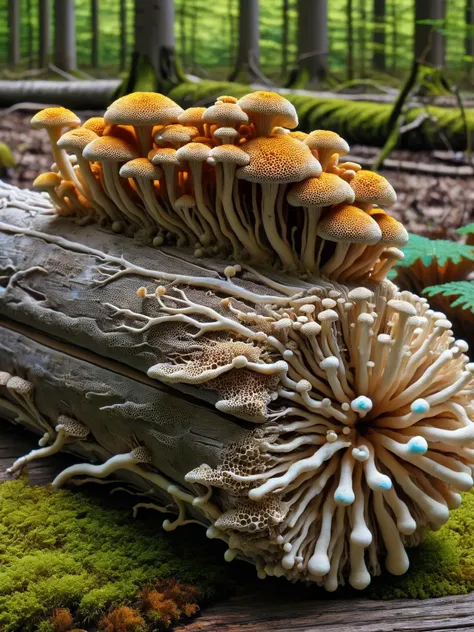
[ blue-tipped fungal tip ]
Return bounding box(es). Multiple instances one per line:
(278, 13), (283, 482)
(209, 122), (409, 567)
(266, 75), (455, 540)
(377, 476), (392, 490)
(407, 436), (428, 455)
(351, 396), (373, 414)
(334, 490), (355, 505)
(411, 398), (430, 415)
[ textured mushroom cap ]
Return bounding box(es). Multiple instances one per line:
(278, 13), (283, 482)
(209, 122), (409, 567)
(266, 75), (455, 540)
(287, 172), (355, 207)
(57, 415), (90, 439)
(350, 170), (397, 206)
(104, 92), (183, 127)
(57, 128), (98, 152)
(159, 124), (200, 145)
(176, 142), (211, 162)
(237, 91), (298, 130)
(178, 107), (207, 126)
(317, 204), (382, 244)
(216, 95), (238, 104)
(6, 376), (34, 394)
(288, 131), (308, 141)
(213, 127), (240, 142)
(237, 135), (321, 184)
(119, 158), (163, 180)
(382, 246), (404, 261)
(130, 446), (153, 463)
(149, 147), (181, 166)
(82, 116), (106, 136)
(175, 194), (196, 210)
(210, 144), (250, 166)
(387, 299), (417, 316)
(31, 107), (81, 130)
(348, 287), (374, 301)
(83, 136), (139, 163)
(202, 102), (249, 126)
(304, 130), (349, 156)
(33, 172), (62, 189)
(371, 212), (408, 247)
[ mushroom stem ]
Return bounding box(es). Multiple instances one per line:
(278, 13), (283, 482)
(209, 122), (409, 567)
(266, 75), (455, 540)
(76, 154), (121, 222)
(214, 163), (241, 256)
(7, 427), (67, 473)
(103, 164), (143, 228)
(47, 127), (82, 189)
(302, 207), (322, 272)
(139, 180), (188, 245)
(135, 125), (154, 156)
(261, 183), (297, 269)
(321, 242), (350, 276)
(188, 162), (227, 249)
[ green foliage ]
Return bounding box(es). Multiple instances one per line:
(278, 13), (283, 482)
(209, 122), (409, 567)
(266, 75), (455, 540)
(394, 233), (474, 269)
(0, 478), (233, 632)
(423, 281), (474, 311)
(168, 81), (474, 151)
(0, 142), (15, 168)
(457, 223), (474, 237)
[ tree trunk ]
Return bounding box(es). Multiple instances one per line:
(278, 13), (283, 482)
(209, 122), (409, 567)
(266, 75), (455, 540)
(119, 0), (127, 72)
(179, 0), (186, 71)
(391, 0), (397, 72)
(228, 0), (236, 68)
(465, 0), (474, 72)
(54, 0), (77, 72)
(91, 0), (99, 68)
(373, 0), (385, 71)
(229, 0), (268, 83)
(281, 0), (290, 77)
(120, 0), (183, 95)
(38, 0), (51, 69)
(358, 0), (366, 77)
(414, 0), (446, 67)
(190, 3), (198, 73)
(347, 0), (354, 79)
(296, 0), (328, 85)
(8, 0), (21, 66)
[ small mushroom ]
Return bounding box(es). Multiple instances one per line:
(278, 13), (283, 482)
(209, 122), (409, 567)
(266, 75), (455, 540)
(33, 172), (71, 216)
(350, 169), (397, 212)
(237, 91), (298, 136)
(304, 130), (350, 171)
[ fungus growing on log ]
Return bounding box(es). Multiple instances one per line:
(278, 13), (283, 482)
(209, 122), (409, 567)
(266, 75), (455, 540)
(17, 90), (474, 592)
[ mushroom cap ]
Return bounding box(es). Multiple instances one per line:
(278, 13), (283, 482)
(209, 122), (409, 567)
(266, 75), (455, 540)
(317, 204), (382, 244)
(104, 92), (183, 127)
(149, 147), (181, 166)
(381, 246), (404, 262)
(175, 194), (196, 210)
(57, 128), (98, 152)
(202, 102), (248, 127)
(371, 211), (408, 247)
(176, 142), (211, 163)
(237, 91), (298, 130)
(304, 130), (349, 156)
(83, 136), (139, 163)
(287, 172), (355, 208)
(31, 107), (81, 130)
(288, 131), (308, 141)
(210, 144), (250, 166)
(350, 169), (397, 206)
(119, 158), (163, 180)
(213, 127), (240, 142)
(159, 124), (200, 145)
(178, 107), (207, 126)
(57, 415), (90, 439)
(237, 135), (321, 184)
(216, 95), (238, 104)
(82, 116), (107, 136)
(33, 171), (62, 189)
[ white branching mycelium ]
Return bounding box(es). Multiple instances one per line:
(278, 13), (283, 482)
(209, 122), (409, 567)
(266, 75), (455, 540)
(31, 91), (406, 280)
(24, 90), (474, 590)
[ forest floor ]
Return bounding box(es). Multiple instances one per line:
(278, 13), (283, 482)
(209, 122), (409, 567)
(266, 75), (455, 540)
(2, 110), (474, 240)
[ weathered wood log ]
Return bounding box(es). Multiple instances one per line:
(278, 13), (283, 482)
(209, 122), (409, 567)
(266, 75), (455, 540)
(2, 180), (474, 595)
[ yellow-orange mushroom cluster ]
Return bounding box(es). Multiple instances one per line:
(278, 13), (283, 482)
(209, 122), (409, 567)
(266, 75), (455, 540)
(31, 91), (407, 281)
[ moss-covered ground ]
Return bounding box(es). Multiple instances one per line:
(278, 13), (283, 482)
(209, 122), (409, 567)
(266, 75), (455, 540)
(1, 477), (474, 631)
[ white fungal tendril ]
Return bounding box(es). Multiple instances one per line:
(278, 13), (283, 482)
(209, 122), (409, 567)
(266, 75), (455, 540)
(117, 278), (474, 590)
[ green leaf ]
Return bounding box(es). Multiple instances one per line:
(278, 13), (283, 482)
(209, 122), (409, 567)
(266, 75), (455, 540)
(396, 233), (474, 268)
(0, 142), (15, 168)
(457, 223), (474, 237)
(423, 281), (474, 312)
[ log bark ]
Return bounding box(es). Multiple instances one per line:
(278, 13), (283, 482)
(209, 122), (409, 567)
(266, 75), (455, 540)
(38, 0), (51, 69)
(54, 0), (77, 72)
(8, 0), (21, 66)
(296, 0), (328, 85)
(414, 0), (446, 68)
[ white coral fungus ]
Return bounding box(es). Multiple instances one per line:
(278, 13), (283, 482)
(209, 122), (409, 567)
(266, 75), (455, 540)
(127, 280), (474, 590)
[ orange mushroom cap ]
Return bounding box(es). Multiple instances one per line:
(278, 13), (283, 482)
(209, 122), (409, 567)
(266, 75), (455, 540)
(287, 173), (355, 207)
(350, 169), (397, 206)
(31, 107), (81, 130)
(104, 92), (183, 127)
(317, 204), (382, 244)
(237, 91), (298, 134)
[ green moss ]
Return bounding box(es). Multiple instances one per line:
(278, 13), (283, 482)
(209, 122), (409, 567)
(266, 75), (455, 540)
(369, 489), (474, 599)
(0, 478), (234, 631)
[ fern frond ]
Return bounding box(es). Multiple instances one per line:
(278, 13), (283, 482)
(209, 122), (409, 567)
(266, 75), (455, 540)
(424, 281), (474, 311)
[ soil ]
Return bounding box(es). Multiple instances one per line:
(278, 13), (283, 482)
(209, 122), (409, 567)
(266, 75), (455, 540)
(2, 110), (473, 240)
